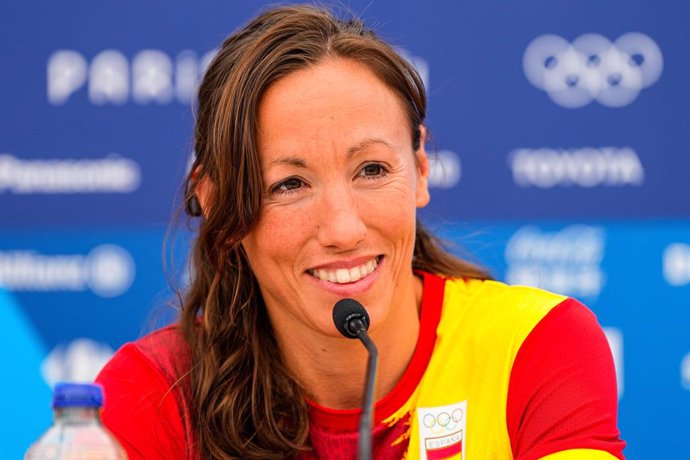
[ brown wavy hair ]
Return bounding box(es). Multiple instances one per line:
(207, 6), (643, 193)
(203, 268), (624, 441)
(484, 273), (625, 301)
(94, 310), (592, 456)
(179, 4), (489, 458)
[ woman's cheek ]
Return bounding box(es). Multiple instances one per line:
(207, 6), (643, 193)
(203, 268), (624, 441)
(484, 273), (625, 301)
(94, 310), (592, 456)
(261, 206), (313, 248)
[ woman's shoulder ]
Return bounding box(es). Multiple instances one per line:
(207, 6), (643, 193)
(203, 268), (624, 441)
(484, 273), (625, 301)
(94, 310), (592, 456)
(95, 325), (194, 460)
(131, 324), (191, 373)
(420, 273), (624, 458)
(436, 275), (597, 354)
(100, 324), (191, 381)
(441, 275), (572, 322)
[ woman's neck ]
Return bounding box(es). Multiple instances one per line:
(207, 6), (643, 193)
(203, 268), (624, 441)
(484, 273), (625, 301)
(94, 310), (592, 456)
(273, 274), (423, 410)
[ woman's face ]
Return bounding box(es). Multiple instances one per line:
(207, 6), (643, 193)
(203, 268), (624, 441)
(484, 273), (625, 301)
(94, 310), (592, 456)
(242, 58), (430, 338)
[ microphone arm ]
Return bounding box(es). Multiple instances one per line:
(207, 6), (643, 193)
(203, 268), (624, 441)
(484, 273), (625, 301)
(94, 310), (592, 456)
(332, 299), (379, 460)
(353, 323), (378, 460)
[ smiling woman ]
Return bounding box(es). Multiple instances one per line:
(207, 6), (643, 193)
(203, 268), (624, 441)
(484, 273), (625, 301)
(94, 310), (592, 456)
(243, 58), (430, 410)
(95, 4), (625, 460)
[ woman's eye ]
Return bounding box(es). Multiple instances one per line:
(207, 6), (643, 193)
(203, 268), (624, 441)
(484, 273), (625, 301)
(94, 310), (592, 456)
(271, 177), (304, 195)
(360, 163), (387, 178)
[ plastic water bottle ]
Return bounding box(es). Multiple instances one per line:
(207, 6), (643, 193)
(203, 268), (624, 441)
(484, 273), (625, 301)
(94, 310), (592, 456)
(25, 382), (127, 460)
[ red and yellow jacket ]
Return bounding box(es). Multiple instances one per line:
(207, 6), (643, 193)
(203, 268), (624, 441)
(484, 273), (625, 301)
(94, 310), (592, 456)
(96, 272), (625, 459)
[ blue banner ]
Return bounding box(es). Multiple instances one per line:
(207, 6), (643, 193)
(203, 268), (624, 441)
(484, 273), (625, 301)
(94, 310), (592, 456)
(2, 1), (689, 457)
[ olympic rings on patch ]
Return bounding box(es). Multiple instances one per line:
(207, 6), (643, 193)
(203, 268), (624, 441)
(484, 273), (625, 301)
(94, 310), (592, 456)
(423, 413), (436, 429)
(421, 409), (464, 434)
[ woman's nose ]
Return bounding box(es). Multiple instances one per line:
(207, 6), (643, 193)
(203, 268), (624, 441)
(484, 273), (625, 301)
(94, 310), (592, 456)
(316, 188), (367, 250)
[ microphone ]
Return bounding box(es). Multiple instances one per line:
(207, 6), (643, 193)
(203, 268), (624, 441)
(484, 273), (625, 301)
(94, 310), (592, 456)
(332, 299), (378, 460)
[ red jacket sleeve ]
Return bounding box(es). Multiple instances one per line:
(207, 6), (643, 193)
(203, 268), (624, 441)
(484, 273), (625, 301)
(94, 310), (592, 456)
(506, 298), (626, 459)
(95, 343), (189, 460)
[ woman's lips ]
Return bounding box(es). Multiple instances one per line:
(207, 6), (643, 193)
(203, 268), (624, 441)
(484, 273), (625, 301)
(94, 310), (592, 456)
(306, 256), (383, 297)
(308, 256), (380, 284)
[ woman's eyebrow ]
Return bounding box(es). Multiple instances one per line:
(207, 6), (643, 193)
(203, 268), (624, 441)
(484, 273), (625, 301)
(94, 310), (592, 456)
(266, 138), (394, 170)
(346, 138), (394, 158)
(268, 156), (307, 169)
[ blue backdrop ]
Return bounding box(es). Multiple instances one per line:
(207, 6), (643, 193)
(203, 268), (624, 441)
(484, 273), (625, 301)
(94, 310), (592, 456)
(2, 1), (689, 458)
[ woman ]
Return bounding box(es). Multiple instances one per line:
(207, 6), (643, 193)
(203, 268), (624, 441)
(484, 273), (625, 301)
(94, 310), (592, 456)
(96, 4), (625, 459)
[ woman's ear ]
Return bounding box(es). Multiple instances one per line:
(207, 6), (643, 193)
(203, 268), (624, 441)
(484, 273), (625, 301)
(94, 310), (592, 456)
(188, 167), (213, 217)
(415, 125), (430, 208)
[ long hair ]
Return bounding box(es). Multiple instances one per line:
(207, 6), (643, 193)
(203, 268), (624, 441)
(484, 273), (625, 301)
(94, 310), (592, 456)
(179, 4), (489, 458)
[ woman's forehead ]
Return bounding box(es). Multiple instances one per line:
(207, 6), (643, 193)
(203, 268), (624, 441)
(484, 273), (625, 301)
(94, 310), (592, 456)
(256, 59), (410, 158)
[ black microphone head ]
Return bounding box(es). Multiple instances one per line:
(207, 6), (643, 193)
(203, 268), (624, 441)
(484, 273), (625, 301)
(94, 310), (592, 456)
(332, 298), (370, 339)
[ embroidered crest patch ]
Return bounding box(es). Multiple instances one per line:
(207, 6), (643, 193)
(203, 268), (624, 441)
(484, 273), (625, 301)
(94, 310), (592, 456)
(416, 401), (466, 459)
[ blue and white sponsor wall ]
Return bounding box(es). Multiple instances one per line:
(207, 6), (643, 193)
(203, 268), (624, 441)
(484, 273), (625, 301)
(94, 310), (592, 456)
(2, 1), (688, 457)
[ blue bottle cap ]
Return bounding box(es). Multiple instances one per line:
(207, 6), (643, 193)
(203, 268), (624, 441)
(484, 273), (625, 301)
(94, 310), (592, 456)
(52, 382), (104, 408)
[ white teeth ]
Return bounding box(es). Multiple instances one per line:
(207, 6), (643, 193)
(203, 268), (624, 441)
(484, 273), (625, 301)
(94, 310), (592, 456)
(336, 268), (350, 283)
(366, 260), (375, 272)
(311, 257), (379, 284)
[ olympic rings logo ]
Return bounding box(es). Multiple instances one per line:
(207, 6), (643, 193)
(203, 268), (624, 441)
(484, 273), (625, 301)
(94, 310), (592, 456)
(523, 33), (663, 108)
(421, 408), (464, 434)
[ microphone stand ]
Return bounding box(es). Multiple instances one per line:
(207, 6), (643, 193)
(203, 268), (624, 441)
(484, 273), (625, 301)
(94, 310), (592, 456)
(351, 319), (378, 460)
(332, 299), (379, 460)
